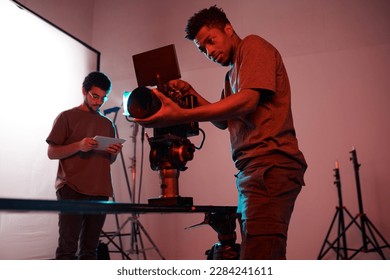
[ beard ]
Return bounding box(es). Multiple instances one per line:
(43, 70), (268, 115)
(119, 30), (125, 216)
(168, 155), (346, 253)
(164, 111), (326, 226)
(84, 100), (100, 112)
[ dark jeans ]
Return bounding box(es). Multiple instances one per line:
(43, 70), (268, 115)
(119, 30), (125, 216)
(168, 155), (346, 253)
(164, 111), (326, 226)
(56, 185), (108, 260)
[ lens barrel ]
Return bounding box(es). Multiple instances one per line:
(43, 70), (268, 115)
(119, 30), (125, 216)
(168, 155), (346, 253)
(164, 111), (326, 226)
(127, 86), (162, 118)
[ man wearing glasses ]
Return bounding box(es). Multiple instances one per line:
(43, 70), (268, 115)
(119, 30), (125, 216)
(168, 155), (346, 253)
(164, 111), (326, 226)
(46, 71), (123, 259)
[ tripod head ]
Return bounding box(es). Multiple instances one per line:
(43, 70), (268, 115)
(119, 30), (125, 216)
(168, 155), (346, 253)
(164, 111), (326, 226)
(147, 134), (195, 206)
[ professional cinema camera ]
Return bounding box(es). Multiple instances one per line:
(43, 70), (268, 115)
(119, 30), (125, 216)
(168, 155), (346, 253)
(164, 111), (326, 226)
(124, 44), (203, 206)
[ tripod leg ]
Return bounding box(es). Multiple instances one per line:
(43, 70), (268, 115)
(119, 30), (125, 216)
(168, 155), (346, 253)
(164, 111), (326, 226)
(130, 221), (147, 259)
(136, 220), (166, 260)
(337, 208), (348, 259)
(100, 231), (131, 260)
(318, 209), (339, 259)
(363, 216), (389, 259)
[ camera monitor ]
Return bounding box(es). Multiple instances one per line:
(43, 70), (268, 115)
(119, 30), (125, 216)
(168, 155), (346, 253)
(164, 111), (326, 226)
(129, 44), (199, 138)
(133, 44), (181, 87)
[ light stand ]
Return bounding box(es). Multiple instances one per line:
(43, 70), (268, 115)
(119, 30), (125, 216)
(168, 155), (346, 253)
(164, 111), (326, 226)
(99, 106), (130, 259)
(347, 148), (389, 259)
(100, 107), (164, 260)
(318, 148), (390, 259)
(317, 161), (353, 259)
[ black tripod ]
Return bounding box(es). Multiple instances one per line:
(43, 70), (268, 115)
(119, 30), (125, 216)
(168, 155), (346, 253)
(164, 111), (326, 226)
(318, 148), (390, 259)
(347, 148), (390, 259)
(317, 161), (352, 259)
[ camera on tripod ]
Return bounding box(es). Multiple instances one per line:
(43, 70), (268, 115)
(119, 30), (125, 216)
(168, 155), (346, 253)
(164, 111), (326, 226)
(127, 83), (199, 139)
(123, 44), (201, 206)
(124, 44), (199, 139)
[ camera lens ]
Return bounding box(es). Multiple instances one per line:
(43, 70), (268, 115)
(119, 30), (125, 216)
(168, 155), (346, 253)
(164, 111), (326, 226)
(127, 86), (162, 118)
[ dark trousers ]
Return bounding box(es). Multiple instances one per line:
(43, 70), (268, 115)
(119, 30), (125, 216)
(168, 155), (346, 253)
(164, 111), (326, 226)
(56, 185), (108, 260)
(236, 165), (303, 259)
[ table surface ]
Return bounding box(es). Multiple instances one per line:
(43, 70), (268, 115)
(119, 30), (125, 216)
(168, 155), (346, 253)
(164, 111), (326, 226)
(0, 198), (237, 214)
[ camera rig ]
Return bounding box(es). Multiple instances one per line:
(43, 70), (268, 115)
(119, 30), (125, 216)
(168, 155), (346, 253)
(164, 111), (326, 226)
(124, 44), (202, 206)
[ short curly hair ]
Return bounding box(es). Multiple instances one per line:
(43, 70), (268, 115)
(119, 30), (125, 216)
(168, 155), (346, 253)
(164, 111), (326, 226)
(82, 71), (112, 93)
(185, 5), (230, 40)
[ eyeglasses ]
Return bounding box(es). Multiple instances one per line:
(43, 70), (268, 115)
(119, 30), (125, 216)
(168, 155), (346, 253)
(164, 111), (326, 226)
(88, 91), (108, 102)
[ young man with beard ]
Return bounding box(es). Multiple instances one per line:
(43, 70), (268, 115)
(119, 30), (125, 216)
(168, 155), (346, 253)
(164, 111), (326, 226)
(47, 71), (123, 259)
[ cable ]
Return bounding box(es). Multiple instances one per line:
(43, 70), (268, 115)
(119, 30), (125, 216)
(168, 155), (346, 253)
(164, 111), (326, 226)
(194, 127), (206, 150)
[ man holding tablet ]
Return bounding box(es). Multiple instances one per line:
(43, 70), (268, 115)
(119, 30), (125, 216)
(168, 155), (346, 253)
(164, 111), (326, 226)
(46, 71), (124, 260)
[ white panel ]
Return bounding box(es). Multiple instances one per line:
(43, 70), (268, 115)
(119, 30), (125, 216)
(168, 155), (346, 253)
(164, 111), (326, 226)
(0, 0), (98, 259)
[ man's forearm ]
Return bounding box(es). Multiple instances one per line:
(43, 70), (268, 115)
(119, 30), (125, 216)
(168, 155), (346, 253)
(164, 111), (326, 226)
(47, 142), (81, 160)
(190, 89), (227, 129)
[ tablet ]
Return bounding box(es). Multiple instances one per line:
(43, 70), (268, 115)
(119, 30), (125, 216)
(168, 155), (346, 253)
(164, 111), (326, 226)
(93, 136), (126, 151)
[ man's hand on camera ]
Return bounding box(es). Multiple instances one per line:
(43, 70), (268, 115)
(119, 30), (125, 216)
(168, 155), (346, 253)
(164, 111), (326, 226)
(169, 79), (208, 107)
(134, 88), (184, 128)
(168, 79), (192, 96)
